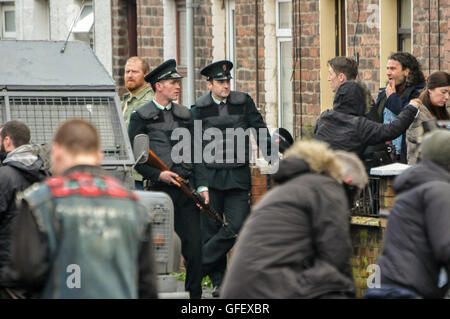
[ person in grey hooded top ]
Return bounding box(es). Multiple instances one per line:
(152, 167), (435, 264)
(0, 120), (47, 298)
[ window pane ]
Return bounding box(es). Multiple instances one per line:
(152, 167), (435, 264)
(80, 4), (93, 20)
(5, 10), (15, 32)
(278, 2), (292, 29)
(178, 10), (187, 66)
(280, 41), (293, 132)
(402, 37), (411, 53)
(73, 5), (94, 33)
(400, 0), (411, 29)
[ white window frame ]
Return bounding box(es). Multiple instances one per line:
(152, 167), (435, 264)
(276, 0), (292, 38)
(225, 0), (236, 90)
(72, 2), (94, 34)
(277, 37), (293, 129)
(2, 4), (16, 39)
(276, 0), (292, 131)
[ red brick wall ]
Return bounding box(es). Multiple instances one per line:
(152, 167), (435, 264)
(292, 0), (320, 138)
(136, 0), (164, 74)
(413, 0), (449, 76)
(193, 0), (213, 99)
(111, 0), (130, 97)
(250, 167), (270, 206)
(446, 5), (450, 72)
(235, 0), (266, 117)
(111, 0), (165, 98)
(346, 0), (380, 97)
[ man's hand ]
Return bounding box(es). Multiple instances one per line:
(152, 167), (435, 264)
(386, 79), (396, 98)
(159, 171), (181, 187)
(200, 190), (209, 205)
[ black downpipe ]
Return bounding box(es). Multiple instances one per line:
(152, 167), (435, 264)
(438, 0), (441, 70)
(255, 0), (260, 108)
(429, 0), (431, 73)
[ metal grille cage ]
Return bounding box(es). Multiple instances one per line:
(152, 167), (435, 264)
(3, 94), (132, 164)
(134, 190), (178, 275)
(351, 176), (381, 216)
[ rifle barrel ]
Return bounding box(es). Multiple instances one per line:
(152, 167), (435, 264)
(145, 148), (236, 237)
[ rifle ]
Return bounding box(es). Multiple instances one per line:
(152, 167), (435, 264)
(133, 134), (237, 238)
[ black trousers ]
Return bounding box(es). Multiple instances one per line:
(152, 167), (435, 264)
(150, 183), (203, 299)
(201, 188), (250, 287)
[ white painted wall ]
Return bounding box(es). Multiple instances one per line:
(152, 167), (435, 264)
(14, 0), (112, 76)
(15, 0), (50, 40)
(211, 0), (226, 61)
(163, 0), (177, 60)
(93, 0), (112, 75)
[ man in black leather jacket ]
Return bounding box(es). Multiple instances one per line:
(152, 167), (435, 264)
(314, 80), (419, 159)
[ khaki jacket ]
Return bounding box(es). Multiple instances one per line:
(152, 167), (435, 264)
(122, 85), (154, 181)
(406, 103), (434, 165)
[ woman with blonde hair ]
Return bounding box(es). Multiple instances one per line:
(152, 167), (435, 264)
(407, 71), (450, 164)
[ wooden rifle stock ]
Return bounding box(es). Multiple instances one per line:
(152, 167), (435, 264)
(145, 149), (237, 237)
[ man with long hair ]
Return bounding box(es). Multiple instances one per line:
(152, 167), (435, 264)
(366, 52), (426, 163)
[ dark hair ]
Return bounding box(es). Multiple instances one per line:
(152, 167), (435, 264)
(53, 119), (100, 155)
(419, 71), (450, 120)
(388, 52), (425, 87)
(0, 120), (31, 148)
(327, 57), (359, 81)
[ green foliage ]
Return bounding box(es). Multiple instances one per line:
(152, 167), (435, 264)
(169, 272), (213, 288)
(170, 272), (186, 281)
(202, 275), (213, 288)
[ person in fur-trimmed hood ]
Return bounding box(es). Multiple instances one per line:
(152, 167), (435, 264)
(220, 140), (368, 299)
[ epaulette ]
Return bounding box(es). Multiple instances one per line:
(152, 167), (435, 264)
(228, 91), (248, 105)
(136, 101), (160, 120)
(172, 103), (191, 120)
(195, 93), (214, 107)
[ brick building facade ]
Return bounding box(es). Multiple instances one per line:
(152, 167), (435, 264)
(109, 0), (449, 204)
(110, 1), (449, 294)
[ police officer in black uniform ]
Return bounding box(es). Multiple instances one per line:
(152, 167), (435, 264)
(191, 60), (273, 297)
(128, 59), (203, 299)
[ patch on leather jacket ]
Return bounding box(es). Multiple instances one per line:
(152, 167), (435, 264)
(45, 173), (137, 199)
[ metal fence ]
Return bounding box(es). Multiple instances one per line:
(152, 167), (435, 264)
(0, 92), (134, 166)
(351, 176), (381, 217)
(134, 190), (179, 275)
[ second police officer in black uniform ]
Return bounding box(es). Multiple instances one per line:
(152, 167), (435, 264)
(191, 60), (273, 297)
(128, 59), (203, 299)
